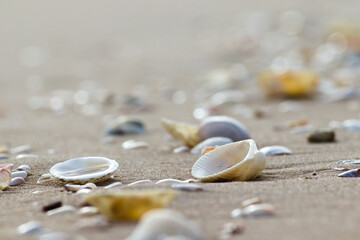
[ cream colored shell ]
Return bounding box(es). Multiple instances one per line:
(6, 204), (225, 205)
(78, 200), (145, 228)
(50, 157), (119, 184)
(191, 139), (265, 182)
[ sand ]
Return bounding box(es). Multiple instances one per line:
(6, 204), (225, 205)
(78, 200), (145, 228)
(1, 1), (360, 240)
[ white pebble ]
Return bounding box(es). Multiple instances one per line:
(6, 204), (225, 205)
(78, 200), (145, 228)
(127, 179), (153, 186)
(16, 154), (38, 160)
(104, 182), (123, 189)
(46, 205), (76, 216)
(17, 221), (43, 235)
(10, 177), (25, 186)
(11, 171), (28, 179)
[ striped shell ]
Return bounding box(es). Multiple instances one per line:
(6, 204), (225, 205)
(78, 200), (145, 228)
(191, 139), (265, 182)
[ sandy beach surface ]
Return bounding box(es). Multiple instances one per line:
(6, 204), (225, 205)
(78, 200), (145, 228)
(1, 1), (360, 239)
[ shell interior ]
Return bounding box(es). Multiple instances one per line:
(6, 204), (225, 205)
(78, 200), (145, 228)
(50, 157), (119, 184)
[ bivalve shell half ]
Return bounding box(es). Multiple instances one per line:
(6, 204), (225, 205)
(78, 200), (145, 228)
(50, 157), (118, 184)
(191, 139), (265, 182)
(198, 116), (251, 142)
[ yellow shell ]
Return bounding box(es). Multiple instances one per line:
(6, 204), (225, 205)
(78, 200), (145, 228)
(258, 70), (318, 98)
(161, 118), (200, 147)
(85, 189), (178, 221)
(0, 168), (11, 190)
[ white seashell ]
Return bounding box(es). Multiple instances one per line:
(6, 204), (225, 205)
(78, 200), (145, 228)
(343, 119), (360, 131)
(17, 221), (44, 235)
(127, 179), (153, 186)
(104, 182), (123, 189)
(241, 197), (262, 207)
(231, 208), (243, 218)
(16, 164), (31, 173)
(49, 157), (119, 184)
(198, 116), (251, 142)
(11, 171), (28, 179)
(242, 204), (275, 217)
(122, 140), (149, 150)
(183, 179), (199, 183)
(78, 206), (99, 216)
(46, 205), (76, 216)
(0, 154), (8, 159)
(337, 160), (360, 165)
(155, 179), (184, 185)
(126, 209), (204, 240)
(190, 137), (233, 155)
(32, 190), (44, 194)
(16, 154), (38, 160)
(259, 146), (292, 156)
(171, 184), (204, 192)
(11, 145), (31, 154)
(81, 183), (97, 190)
(10, 177), (25, 186)
(37, 174), (53, 184)
(191, 139), (265, 182)
(173, 146), (190, 154)
(76, 188), (92, 194)
(64, 184), (82, 192)
(328, 121), (344, 129)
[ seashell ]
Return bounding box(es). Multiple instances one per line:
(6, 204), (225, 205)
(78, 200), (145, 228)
(241, 197), (262, 207)
(46, 205), (76, 216)
(16, 164), (31, 174)
(0, 168), (11, 190)
(47, 149), (56, 155)
(122, 140), (149, 150)
(190, 137), (233, 155)
(0, 163), (14, 171)
(191, 139), (265, 182)
(17, 221), (44, 235)
(37, 174), (53, 184)
(126, 209), (203, 240)
(171, 184), (204, 192)
(11, 171), (28, 179)
(32, 190), (44, 194)
(173, 146), (190, 154)
(232, 203), (275, 218)
(85, 189), (178, 221)
(78, 206), (99, 216)
(10, 177), (25, 186)
(11, 145), (31, 154)
(76, 188), (93, 194)
(338, 169), (360, 177)
(259, 146), (292, 156)
(155, 179), (184, 185)
(343, 119), (360, 131)
(16, 154), (38, 160)
(42, 201), (62, 212)
(200, 146), (217, 155)
(49, 157), (119, 184)
(81, 183), (97, 190)
(333, 167), (349, 171)
(127, 179), (153, 186)
(198, 116), (251, 142)
(104, 182), (123, 189)
(183, 179), (199, 183)
(328, 121), (344, 130)
(64, 184), (82, 192)
(161, 118), (200, 147)
(337, 160), (360, 165)
(307, 130), (335, 143)
(104, 117), (145, 136)
(0, 154), (8, 159)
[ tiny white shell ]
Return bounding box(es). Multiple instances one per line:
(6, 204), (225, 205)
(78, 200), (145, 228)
(37, 174), (52, 184)
(173, 146), (190, 154)
(191, 139), (265, 182)
(155, 179), (184, 185)
(242, 204), (275, 217)
(49, 157), (118, 184)
(104, 182), (123, 189)
(126, 209), (203, 240)
(122, 140), (148, 150)
(190, 137), (233, 155)
(10, 177), (25, 186)
(259, 145), (292, 156)
(46, 205), (76, 216)
(17, 221), (44, 235)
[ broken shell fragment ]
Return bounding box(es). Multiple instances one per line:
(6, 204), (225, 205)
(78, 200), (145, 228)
(198, 116), (251, 142)
(49, 157), (119, 184)
(10, 177), (25, 186)
(105, 117), (145, 136)
(0, 168), (11, 190)
(191, 139), (266, 182)
(85, 189), (178, 221)
(259, 145), (292, 156)
(64, 184), (83, 192)
(171, 183), (204, 192)
(0, 163), (14, 171)
(161, 118), (200, 147)
(190, 137), (233, 155)
(338, 169), (360, 177)
(78, 206), (99, 216)
(173, 146), (190, 154)
(307, 130), (335, 143)
(16, 154), (38, 160)
(126, 209), (203, 240)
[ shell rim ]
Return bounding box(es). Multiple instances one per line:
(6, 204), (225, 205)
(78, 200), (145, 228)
(49, 156), (119, 181)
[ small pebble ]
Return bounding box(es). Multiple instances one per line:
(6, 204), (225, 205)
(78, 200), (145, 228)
(32, 190), (44, 194)
(104, 182), (123, 189)
(17, 221), (43, 235)
(11, 170), (28, 179)
(171, 183), (204, 192)
(11, 145), (31, 154)
(241, 197), (262, 207)
(42, 201), (62, 212)
(173, 146), (190, 153)
(104, 117), (145, 136)
(16, 154), (38, 160)
(338, 169), (360, 177)
(46, 205), (76, 216)
(127, 179), (153, 186)
(0, 154), (8, 160)
(307, 130), (335, 143)
(78, 206), (99, 216)
(122, 140), (148, 150)
(10, 177), (25, 186)
(232, 204), (275, 218)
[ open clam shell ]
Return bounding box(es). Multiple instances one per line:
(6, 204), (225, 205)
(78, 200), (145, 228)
(50, 157), (119, 184)
(191, 139), (265, 182)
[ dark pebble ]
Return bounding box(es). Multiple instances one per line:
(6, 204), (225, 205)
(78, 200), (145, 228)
(42, 201), (62, 212)
(307, 130), (335, 143)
